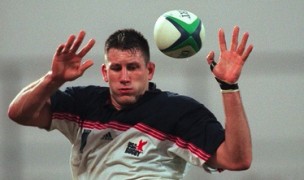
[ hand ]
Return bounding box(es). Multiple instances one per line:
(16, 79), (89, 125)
(51, 31), (95, 83)
(206, 26), (253, 84)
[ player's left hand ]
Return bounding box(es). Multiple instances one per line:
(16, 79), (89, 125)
(206, 26), (253, 84)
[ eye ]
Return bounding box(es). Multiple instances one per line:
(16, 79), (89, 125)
(109, 64), (122, 71)
(127, 63), (140, 71)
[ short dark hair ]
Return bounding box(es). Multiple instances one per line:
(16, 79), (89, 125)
(104, 29), (150, 63)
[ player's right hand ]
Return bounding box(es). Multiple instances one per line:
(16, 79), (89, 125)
(50, 31), (95, 83)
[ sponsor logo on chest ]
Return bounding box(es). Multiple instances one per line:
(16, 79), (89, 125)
(125, 139), (148, 157)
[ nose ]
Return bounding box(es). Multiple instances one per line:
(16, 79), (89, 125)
(120, 67), (130, 83)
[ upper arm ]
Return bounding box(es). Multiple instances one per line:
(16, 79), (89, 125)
(35, 99), (53, 129)
(205, 141), (228, 170)
(8, 99), (52, 129)
(205, 140), (251, 171)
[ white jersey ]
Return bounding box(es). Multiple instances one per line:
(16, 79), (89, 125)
(50, 85), (225, 179)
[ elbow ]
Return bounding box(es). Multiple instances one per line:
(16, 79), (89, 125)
(8, 104), (17, 120)
(239, 149), (252, 170)
(235, 158), (252, 170)
(243, 155), (252, 170)
(7, 104), (21, 123)
(230, 155), (252, 171)
(7, 103), (28, 125)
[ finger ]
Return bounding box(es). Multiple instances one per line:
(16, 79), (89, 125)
(218, 28), (227, 52)
(70, 31), (86, 53)
(206, 51), (215, 65)
(79, 60), (94, 74)
(78, 39), (96, 58)
(230, 26), (239, 51)
(210, 60), (217, 71)
(55, 44), (65, 55)
(206, 51), (217, 71)
(62, 35), (76, 53)
(242, 44), (254, 62)
(237, 32), (249, 55)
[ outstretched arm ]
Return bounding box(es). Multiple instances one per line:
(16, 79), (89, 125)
(205, 26), (253, 170)
(7, 31), (95, 128)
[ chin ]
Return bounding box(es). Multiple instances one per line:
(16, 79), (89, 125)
(118, 96), (137, 106)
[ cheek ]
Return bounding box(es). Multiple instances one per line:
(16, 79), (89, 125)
(133, 71), (148, 81)
(133, 72), (150, 89)
(106, 72), (118, 81)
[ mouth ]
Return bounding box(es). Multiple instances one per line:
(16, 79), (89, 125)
(118, 88), (133, 94)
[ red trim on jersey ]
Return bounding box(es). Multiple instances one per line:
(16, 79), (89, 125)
(52, 113), (131, 131)
(52, 112), (211, 161)
(135, 123), (210, 161)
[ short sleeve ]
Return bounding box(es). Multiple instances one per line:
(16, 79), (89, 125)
(173, 96), (225, 167)
(49, 88), (82, 143)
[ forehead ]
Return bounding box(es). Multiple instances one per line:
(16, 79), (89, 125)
(105, 48), (145, 64)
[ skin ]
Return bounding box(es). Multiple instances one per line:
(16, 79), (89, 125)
(101, 49), (155, 110)
(7, 31), (95, 128)
(205, 26), (253, 170)
(7, 26), (253, 171)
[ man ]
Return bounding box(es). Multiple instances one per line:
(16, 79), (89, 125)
(8, 26), (253, 179)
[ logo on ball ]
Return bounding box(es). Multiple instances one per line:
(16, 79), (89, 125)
(154, 10), (206, 59)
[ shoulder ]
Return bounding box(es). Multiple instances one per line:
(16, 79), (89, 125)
(52, 85), (109, 105)
(51, 85), (110, 114)
(161, 91), (201, 106)
(149, 91), (208, 116)
(56, 85), (107, 98)
(65, 85), (108, 94)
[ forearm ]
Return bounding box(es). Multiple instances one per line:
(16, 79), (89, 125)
(221, 91), (252, 168)
(205, 26), (253, 170)
(8, 71), (64, 126)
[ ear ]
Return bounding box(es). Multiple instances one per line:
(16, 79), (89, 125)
(147, 62), (155, 80)
(101, 64), (108, 82)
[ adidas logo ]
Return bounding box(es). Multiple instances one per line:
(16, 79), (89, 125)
(101, 132), (113, 140)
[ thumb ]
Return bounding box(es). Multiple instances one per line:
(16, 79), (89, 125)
(206, 51), (215, 65)
(206, 51), (217, 72)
